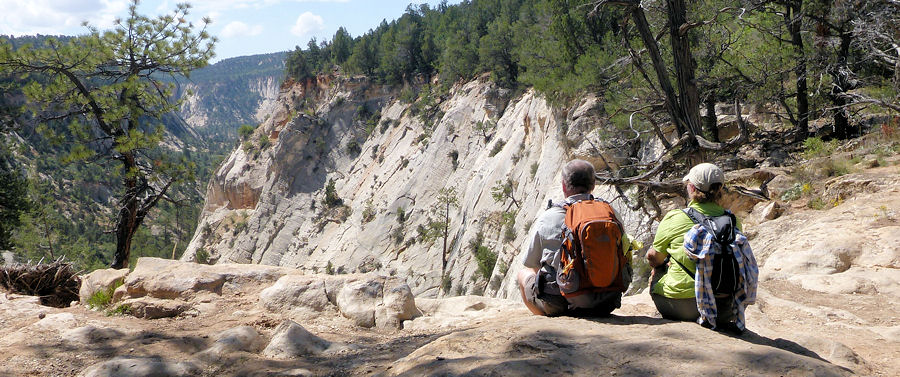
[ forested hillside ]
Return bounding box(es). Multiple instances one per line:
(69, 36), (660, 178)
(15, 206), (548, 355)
(280, 0), (898, 218)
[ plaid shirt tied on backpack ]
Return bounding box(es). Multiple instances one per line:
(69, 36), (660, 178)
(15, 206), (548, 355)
(683, 225), (759, 331)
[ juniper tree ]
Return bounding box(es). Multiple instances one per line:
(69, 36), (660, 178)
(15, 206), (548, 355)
(0, 0), (215, 268)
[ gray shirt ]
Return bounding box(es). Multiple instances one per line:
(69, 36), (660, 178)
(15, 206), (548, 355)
(521, 193), (630, 309)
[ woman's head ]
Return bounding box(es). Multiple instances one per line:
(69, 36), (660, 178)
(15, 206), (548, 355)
(683, 163), (724, 203)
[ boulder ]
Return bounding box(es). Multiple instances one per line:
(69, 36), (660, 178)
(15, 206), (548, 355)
(375, 280), (421, 329)
(259, 275), (331, 315)
(63, 325), (124, 344)
(749, 201), (784, 224)
(78, 357), (200, 377)
(124, 258), (225, 300)
(261, 320), (332, 359)
(79, 269), (129, 306)
(195, 326), (264, 362)
(336, 279), (383, 328)
(334, 276), (420, 329)
(122, 297), (191, 319)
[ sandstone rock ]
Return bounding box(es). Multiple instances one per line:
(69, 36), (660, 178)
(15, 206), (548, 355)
(375, 280), (421, 329)
(261, 320), (332, 359)
(63, 325), (124, 344)
(78, 357), (200, 377)
(31, 313), (77, 333)
(750, 201), (783, 224)
(336, 279), (382, 328)
(123, 297), (191, 319)
(124, 258), (225, 300)
(79, 268), (129, 306)
(196, 326), (264, 362)
(259, 275), (331, 315)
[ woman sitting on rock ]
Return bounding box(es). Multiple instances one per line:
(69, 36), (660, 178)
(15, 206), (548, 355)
(646, 162), (757, 332)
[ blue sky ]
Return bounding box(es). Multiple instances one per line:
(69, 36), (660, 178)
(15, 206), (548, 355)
(0, 0), (458, 62)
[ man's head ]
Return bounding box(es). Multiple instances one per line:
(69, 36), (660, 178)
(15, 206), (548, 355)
(561, 159), (596, 196)
(683, 162), (724, 202)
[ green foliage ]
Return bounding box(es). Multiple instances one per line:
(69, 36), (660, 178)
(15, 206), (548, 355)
(346, 140), (361, 155)
(258, 134), (271, 150)
(87, 280), (123, 310)
(238, 124), (256, 141)
(324, 179), (342, 207)
(803, 137), (839, 159)
(396, 206), (406, 224)
(529, 162), (539, 178)
(469, 231), (497, 280)
(361, 199), (376, 224)
(0, 148), (30, 249)
(194, 247), (210, 264)
(109, 303), (131, 316)
(326, 261), (334, 275)
(441, 273), (452, 294)
(488, 139), (506, 157)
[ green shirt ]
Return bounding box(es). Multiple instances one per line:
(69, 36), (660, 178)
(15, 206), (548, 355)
(651, 201), (742, 299)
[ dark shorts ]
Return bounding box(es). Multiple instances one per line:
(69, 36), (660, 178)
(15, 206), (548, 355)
(523, 273), (568, 316)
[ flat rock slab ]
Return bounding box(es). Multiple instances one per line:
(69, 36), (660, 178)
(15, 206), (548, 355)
(388, 314), (852, 377)
(78, 357), (200, 377)
(123, 258), (296, 301)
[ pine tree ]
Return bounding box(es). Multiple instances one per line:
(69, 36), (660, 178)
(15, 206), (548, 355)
(0, 0), (215, 268)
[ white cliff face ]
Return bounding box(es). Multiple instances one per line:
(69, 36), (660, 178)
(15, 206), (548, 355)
(183, 75), (653, 298)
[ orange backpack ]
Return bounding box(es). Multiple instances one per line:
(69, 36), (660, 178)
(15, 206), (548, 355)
(556, 199), (627, 297)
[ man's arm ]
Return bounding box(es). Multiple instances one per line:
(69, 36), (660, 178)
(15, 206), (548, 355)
(646, 247), (667, 267)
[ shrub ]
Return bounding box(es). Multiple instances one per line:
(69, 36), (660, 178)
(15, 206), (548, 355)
(109, 304), (131, 316)
(258, 134), (270, 150)
(326, 261), (334, 275)
(87, 280), (123, 310)
(238, 124), (255, 140)
(346, 140), (361, 155)
(803, 137), (838, 159)
(807, 197), (828, 210)
(361, 200), (376, 224)
(488, 139), (506, 157)
(442, 274), (452, 294)
(195, 247), (210, 264)
(396, 206), (406, 224)
(530, 162), (539, 178)
(324, 179), (342, 207)
(780, 183), (803, 201)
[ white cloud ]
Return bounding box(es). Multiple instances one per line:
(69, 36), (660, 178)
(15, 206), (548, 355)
(0, 0), (128, 35)
(290, 11), (324, 37)
(189, 0), (347, 14)
(221, 21), (263, 38)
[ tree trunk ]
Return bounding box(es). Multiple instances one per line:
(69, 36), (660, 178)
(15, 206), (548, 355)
(704, 95), (719, 142)
(788, 1), (810, 141)
(667, 0), (702, 137)
(111, 153), (141, 269)
(830, 26), (853, 139)
(630, 7), (689, 136)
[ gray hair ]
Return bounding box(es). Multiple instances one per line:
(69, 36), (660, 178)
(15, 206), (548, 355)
(562, 159), (595, 194)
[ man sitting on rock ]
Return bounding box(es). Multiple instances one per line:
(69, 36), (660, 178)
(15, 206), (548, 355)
(516, 159), (633, 316)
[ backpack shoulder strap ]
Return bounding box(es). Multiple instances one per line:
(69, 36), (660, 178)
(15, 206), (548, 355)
(682, 207), (707, 225)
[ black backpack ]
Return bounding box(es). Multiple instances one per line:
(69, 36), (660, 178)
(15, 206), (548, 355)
(671, 208), (740, 296)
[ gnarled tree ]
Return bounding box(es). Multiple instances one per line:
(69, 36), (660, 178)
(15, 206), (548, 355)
(0, 1), (215, 268)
